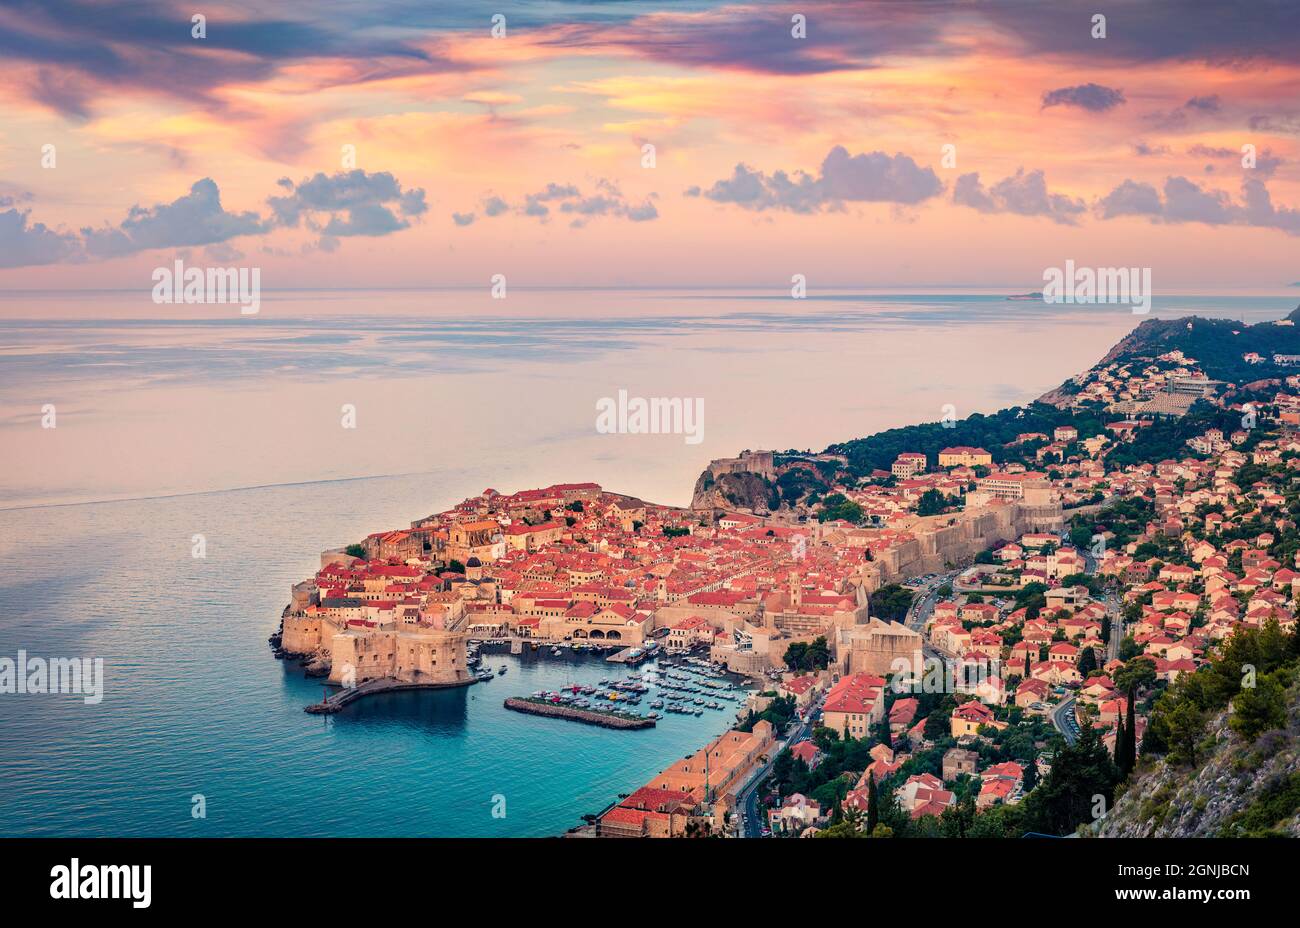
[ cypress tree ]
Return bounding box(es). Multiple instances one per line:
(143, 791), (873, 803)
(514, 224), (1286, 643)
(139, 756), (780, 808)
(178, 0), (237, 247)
(1123, 685), (1137, 772)
(866, 773), (879, 834)
(1115, 706), (1129, 777)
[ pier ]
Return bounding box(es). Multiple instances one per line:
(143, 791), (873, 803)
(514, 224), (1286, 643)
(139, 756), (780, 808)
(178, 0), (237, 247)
(504, 696), (655, 729)
(304, 676), (477, 714)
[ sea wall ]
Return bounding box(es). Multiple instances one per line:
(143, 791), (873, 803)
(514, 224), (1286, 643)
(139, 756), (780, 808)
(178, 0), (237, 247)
(875, 501), (1064, 583)
(281, 613), (325, 656)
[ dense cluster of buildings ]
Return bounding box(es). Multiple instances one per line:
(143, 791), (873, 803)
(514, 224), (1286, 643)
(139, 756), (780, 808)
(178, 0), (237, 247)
(597, 720), (777, 837)
(735, 357), (1300, 836)
(281, 480), (936, 689)
(1052, 349), (1225, 418)
(282, 344), (1300, 837)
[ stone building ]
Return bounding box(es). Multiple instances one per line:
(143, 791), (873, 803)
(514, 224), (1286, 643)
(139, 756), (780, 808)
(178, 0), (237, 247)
(705, 449), (776, 481)
(447, 520), (504, 564)
(328, 616), (474, 687)
(837, 618), (923, 677)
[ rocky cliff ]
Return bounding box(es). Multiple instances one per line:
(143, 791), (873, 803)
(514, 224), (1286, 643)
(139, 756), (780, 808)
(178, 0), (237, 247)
(690, 469), (777, 512)
(1098, 677), (1300, 838)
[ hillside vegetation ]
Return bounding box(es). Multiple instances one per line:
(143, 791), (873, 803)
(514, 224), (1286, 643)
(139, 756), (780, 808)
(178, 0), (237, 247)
(1100, 622), (1300, 837)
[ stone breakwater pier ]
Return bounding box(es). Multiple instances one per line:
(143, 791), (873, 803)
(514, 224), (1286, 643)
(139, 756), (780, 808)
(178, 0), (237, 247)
(304, 676), (477, 714)
(503, 697), (655, 729)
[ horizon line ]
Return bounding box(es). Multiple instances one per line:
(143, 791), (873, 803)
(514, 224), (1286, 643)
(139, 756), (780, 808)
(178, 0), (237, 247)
(2, 285), (1300, 296)
(0, 470), (446, 514)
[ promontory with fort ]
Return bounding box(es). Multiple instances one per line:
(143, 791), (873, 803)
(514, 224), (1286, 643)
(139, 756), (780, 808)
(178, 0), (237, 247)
(273, 309), (1300, 838)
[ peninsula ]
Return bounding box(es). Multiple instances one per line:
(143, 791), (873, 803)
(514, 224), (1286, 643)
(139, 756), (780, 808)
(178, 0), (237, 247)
(275, 309), (1300, 838)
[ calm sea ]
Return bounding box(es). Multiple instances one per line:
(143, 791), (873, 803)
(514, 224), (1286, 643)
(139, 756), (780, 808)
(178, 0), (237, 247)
(0, 289), (1292, 835)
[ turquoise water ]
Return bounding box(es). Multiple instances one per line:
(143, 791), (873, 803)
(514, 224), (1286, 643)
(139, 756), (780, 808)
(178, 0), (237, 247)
(0, 472), (746, 837)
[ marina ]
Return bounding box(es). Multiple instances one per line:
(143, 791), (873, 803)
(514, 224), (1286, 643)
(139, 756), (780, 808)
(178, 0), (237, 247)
(497, 648), (754, 727)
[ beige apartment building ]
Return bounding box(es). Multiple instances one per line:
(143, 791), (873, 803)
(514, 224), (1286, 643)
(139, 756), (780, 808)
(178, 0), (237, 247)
(938, 446), (993, 468)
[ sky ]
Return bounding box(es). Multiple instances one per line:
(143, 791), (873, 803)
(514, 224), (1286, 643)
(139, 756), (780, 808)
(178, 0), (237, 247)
(1, 0), (1299, 292)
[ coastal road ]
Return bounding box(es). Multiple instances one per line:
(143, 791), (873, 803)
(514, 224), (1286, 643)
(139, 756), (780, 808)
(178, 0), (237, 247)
(1080, 539), (1123, 665)
(903, 570), (964, 670)
(736, 708), (815, 838)
(1075, 519), (1125, 665)
(1051, 695), (1079, 745)
(904, 569), (960, 635)
(1104, 592), (1124, 664)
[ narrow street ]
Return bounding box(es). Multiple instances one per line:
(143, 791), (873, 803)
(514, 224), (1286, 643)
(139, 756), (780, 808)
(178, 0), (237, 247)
(1052, 695), (1079, 745)
(736, 706), (815, 838)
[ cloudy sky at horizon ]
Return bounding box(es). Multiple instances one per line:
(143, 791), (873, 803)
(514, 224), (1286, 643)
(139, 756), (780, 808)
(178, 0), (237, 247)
(2, 0), (1300, 291)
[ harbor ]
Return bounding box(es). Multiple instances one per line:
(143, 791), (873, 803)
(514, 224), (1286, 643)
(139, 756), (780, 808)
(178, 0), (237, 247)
(477, 644), (757, 735)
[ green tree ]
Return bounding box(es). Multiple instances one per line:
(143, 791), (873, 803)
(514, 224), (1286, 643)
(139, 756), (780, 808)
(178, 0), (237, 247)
(783, 637), (830, 671)
(816, 821), (866, 839)
(1114, 706), (1126, 772)
(916, 489), (949, 517)
(1019, 718), (1118, 836)
(1077, 647), (1097, 678)
(818, 493), (865, 524)
(1112, 656), (1156, 694)
(1230, 674), (1288, 741)
(940, 793), (977, 838)
(1115, 687), (1137, 781)
(1148, 697), (1207, 766)
(870, 584), (915, 623)
(1122, 687), (1137, 774)
(783, 642), (808, 669)
(804, 636), (830, 670)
